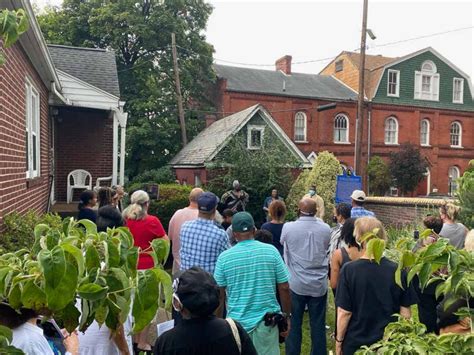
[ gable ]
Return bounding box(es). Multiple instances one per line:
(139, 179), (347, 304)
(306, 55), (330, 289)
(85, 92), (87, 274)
(373, 49), (474, 111)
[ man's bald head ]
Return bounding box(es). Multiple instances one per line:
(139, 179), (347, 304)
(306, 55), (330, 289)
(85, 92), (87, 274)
(298, 197), (317, 216)
(189, 188), (204, 203)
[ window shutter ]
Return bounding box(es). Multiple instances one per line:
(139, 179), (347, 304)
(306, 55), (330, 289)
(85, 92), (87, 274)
(433, 74), (440, 101)
(414, 71), (422, 99)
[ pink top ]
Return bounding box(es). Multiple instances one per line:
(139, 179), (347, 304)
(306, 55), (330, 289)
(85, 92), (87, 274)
(167, 207), (199, 273)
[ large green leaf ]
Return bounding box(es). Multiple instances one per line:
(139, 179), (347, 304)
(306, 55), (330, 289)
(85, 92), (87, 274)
(418, 263), (432, 290)
(366, 238), (385, 264)
(0, 267), (10, 298)
(77, 283), (109, 301)
(132, 269), (159, 332)
(94, 301), (109, 326)
(126, 248), (138, 278)
(46, 262), (78, 312)
(0, 325), (12, 343)
(21, 280), (47, 310)
(85, 245), (101, 272)
(150, 239), (170, 267)
(152, 268), (172, 309)
(105, 240), (120, 268)
(38, 246), (66, 290)
(58, 302), (81, 333)
(77, 219), (98, 235)
(8, 284), (22, 310)
(61, 243), (85, 276)
(106, 268), (130, 298)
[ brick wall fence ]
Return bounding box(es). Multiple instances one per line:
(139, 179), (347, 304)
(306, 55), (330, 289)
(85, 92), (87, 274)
(364, 196), (454, 227)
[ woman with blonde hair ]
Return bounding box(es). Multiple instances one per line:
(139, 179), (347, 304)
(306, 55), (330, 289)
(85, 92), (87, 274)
(123, 190), (168, 352)
(439, 202), (468, 249)
(335, 217), (417, 355)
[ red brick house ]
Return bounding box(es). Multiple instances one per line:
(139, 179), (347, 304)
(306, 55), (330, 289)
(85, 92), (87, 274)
(0, 0), (127, 225)
(214, 49), (474, 196)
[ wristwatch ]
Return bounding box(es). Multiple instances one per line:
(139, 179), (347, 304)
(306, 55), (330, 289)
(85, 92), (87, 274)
(281, 312), (292, 319)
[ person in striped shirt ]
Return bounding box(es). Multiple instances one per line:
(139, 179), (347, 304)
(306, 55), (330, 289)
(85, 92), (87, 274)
(214, 212), (292, 355)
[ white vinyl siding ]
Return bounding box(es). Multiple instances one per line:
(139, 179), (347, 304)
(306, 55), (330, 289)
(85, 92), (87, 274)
(387, 69), (400, 97)
(25, 80), (40, 179)
(414, 61), (439, 101)
(294, 112), (307, 142)
(420, 119), (430, 146)
(450, 122), (462, 148)
(334, 114), (349, 143)
(384, 117), (398, 145)
(452, 78), (464, 104)
(247, 125), (264, 150)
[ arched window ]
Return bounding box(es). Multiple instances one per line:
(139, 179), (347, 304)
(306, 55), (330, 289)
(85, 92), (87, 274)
(421, 60), (436, 73)
(415, 60), (439, 101)
(450, 122), (462, 147)
(334, 114), (349, 143)
(294, 112), (307, 142)
(384, 117), (398, 144)
(448, 166), (460, 196)
(420, 119), (430, 146)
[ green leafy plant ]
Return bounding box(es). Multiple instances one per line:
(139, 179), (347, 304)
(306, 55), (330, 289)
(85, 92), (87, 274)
(356, 315), (474, 354)
(0, 218), (172, 336)
(361, 228), (386, 264)
(367, 156), (392, 196)
(0, 9), (29, 65)
(456, 160), (474, 229)
(286, 169), (311, 221)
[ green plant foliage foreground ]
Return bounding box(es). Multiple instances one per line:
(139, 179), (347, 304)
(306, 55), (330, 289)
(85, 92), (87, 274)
(0, 8), (28, 65)
(456, 160), (474, 229)
(0, 218), (172, 336)
(356, 315), (473, 354)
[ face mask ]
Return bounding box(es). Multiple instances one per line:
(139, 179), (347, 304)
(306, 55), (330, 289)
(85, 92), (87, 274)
(332, 216), (338, 223)
(308, 190), (316, 196)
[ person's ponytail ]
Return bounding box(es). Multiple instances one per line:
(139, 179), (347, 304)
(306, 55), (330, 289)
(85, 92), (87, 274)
(122, 190), (150, 220)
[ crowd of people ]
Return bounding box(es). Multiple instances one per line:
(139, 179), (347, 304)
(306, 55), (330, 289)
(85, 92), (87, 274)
(2, 181), (472, 355)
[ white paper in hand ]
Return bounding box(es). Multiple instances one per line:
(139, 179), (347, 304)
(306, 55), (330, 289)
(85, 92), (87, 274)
(157, 320), (175, 337)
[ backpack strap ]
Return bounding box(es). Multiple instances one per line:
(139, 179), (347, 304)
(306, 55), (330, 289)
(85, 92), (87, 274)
(226, 318), (241, 354)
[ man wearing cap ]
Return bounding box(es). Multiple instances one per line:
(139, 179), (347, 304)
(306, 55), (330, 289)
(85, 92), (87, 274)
(220, 180), (249, 212)
(179, 192), (231, 274)
(214, 212), (292, 355)
(281, 197), (330, 355)
(154, 267), (257, 355)
(168, 188), (204, 274)
(350, 190), (375, 218)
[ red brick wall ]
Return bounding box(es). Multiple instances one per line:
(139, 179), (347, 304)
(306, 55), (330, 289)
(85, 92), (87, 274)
(0, 42), (51, 225)
(54, 108), (113, 201)
(175, 168), (206, 186)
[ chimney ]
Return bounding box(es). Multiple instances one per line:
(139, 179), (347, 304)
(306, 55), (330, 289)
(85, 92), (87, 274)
(275, 55), (292, 75)
(205, 114), (216, 127)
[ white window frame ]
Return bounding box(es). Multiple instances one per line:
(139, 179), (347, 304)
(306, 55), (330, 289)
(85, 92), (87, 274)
(334, 113), (349, 143)
(452, 77), (464, 104)
(420, 119), (430, 146)
(25, 79), (41, 179)
(450, 121), (462, 148)
(448, 166), (460, 196)
(384, 116), (399, 145)
(414, 60), (439, 101)
(387, 69), (400, 97)
(247, 125), (265, 150)
(294, 112), (307, 142)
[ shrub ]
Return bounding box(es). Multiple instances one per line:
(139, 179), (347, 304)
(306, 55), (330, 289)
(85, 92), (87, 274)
(285, 169), (311, 221)
(390, 144), (428, 195)
(147, 184), (193, 231)
(306, 151), (342, 222)
(367, 156), (392, 196)
(0, 211), (62, 253)
(456, 160), (474, 229)
(129, 166), (175, 185)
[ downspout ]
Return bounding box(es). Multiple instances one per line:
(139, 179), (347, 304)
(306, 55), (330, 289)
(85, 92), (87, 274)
(367, 103), (372, 195)
(112, 112), (119, 186)
(51, 82), (71, 105)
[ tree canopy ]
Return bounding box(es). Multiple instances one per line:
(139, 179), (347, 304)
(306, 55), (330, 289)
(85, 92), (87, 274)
(390, 144), (428, 195)
(37, 0), (216, 178)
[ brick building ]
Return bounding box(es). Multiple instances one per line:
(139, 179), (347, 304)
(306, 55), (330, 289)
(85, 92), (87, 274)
(214, 48), (474, 196)
(0, 0), (127, 226)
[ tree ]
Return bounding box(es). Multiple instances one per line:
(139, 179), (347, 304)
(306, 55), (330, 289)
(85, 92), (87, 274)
(0, 8), (28, 65)
(306, 151), (342, 222)
(37, 0), (216, 178)
(390, 144), (428, 195)
(286, 169), (311, 220)
(367, 156), (392, 196)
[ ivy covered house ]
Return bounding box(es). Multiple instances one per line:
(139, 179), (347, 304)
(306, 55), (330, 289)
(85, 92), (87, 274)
(322, 47), (474, 195)
(170, 104), (309, 185)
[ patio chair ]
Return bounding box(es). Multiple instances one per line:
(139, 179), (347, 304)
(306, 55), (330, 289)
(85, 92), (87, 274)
(67, 169), (92, 203)
(95, 175), (113, 189)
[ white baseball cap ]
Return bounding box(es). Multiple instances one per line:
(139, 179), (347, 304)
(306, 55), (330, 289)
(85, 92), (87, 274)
(351, 190), (366, 202)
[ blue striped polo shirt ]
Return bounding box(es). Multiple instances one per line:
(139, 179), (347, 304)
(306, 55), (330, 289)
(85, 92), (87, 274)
(214, 240), (289, 332)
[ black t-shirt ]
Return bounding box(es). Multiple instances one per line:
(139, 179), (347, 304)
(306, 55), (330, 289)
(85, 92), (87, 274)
(261, 222), (284, 256)
(153, 316), (257, 355)
(77, 208), (97, 223)
(335, 257), (418, 355)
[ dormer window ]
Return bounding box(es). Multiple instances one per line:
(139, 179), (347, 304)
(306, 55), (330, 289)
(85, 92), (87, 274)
(414, 60), (439, 101)
(247, 125), (264, 150)
(335, 60), (343, 72)
(453, 78), (464, 104)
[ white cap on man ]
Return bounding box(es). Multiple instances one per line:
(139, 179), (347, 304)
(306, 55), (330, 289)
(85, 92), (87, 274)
(350, 190), (367, 202)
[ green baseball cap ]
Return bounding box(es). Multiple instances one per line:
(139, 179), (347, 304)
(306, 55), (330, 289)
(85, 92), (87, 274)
(232, 212), (255, 233)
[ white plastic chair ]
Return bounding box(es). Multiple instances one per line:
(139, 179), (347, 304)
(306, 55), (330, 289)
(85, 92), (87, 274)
(67, 169), (92, 203)
(95, 175), (113, 188)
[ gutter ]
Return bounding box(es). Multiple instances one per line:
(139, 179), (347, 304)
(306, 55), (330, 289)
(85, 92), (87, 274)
(51, 82), (71, 105)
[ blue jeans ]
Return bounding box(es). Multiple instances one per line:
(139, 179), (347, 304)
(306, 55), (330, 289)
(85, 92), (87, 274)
(286, 290), (327, 355)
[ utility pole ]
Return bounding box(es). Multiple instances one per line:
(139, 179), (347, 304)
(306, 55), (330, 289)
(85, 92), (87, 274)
(355, 0), (368, 177)
(171, 32), (188, 146)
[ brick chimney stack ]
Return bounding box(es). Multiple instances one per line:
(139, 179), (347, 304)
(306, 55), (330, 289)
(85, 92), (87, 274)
(205, 114), (216, 127)
(275, 55), (292, 75)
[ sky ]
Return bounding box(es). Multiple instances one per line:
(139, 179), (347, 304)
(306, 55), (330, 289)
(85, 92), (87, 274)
(33, 0), (474, 77)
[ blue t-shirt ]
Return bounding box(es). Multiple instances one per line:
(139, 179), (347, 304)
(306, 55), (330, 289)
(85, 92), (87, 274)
(261, 222), (284, 256)
(214, 240), (289, 332)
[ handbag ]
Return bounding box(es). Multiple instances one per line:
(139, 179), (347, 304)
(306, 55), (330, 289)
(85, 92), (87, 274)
(226, 318), (241, 354)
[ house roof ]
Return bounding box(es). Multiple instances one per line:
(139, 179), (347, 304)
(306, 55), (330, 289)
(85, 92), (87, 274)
(215, 64), (357, 101)
(170, 104), (309, 167)
(343, 51), (397, 71)
(47, 45), (121, 97)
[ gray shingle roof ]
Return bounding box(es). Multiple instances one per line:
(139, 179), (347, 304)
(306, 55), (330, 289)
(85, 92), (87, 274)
(215, 64), (357, 101)
(170, 105), (259, 166)
(47, 45), (120, 97)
